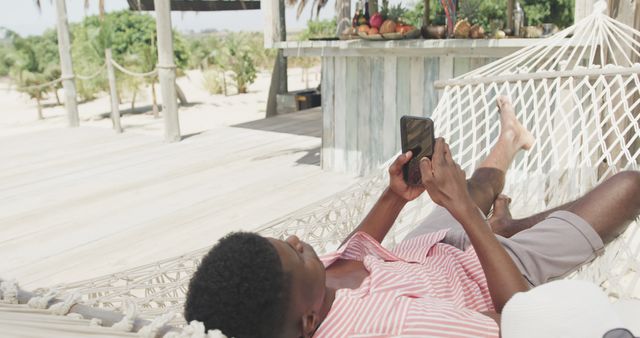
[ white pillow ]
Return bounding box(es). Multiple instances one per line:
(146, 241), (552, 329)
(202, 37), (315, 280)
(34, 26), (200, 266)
(501, 280), (638, 338)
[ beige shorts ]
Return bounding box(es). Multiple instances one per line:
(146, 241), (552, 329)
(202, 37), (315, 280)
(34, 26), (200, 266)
(404, 206), (605, 286)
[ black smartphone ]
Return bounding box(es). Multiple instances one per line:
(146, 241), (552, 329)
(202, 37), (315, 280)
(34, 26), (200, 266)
(400, 116), (435, 186)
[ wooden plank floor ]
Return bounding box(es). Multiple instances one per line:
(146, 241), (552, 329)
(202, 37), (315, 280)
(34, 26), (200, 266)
(0, 108), (357, 289)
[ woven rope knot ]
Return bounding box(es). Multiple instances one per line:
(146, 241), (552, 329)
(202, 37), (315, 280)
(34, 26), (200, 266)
(49, 293), (81, 316)
(138, 311), (175, 338)
(162, 320), (227, 338)
(0, 280), (19, 304)
(593, 0), (607, 14)
(112, 299), (139, 332)
(66, 313), (84, 320)
(27, 289), (58, 309)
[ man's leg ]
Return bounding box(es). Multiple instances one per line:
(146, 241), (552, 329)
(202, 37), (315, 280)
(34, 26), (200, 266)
(490, 171), (640, 243)
(487, 171), (640, 286)
(404, 96), (533, 242)
(466, 96), (534, 215)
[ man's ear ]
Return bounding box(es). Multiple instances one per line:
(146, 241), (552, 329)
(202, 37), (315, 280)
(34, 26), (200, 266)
(301, 312), (319, 338)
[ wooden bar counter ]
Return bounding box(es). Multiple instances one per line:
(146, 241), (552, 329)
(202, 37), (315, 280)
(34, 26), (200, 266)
(276, 38), (535, 175)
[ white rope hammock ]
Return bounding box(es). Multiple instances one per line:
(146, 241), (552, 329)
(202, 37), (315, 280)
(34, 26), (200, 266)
(4, 2), (639, 336)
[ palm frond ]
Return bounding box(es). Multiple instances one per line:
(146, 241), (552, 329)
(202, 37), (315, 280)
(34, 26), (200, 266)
(296, 0), (307, 19)
(314, 0), (328, 19)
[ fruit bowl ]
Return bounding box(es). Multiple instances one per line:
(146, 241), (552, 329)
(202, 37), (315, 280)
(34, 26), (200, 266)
(358, 31), (385, 40)
(340, 33), (361, 40)
(383, 28), (421, 40)
(358, 28), (421, 40)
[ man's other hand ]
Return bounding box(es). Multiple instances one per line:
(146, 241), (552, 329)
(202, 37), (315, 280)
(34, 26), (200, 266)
(419, 138), (472, 213)
(389, 151), (425, 202)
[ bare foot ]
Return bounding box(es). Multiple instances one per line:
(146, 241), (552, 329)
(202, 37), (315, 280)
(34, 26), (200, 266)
(489, 194), (515, 237)
(496, 96), (535, 151)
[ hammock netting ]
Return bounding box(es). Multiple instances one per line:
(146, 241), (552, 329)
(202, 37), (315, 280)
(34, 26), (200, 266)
(6, 2), (640, 334)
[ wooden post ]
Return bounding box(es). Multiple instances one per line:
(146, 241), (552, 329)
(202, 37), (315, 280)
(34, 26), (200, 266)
(154, 0), (181, 142)
(422, 0), (430, 27)
(506, 0), (514, 34)
(266, 0), (288, 118)
(336, 0), (351, 37)
(54, 0), (79, 127)
(277, 0), (287, 95)
(262, 0), (278, 48)
(105, 49), (122, 133)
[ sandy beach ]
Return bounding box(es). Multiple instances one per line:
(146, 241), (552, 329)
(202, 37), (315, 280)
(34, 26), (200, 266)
(0, 67), (322, 137)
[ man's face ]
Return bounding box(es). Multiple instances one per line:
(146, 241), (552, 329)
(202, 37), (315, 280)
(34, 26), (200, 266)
(268, 235), (326, 337)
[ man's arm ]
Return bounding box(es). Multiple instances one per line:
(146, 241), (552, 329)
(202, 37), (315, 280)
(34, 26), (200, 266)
(420, 139), (530, 313)
(340, 152), (425, 247)
(339, 187), (408, 247)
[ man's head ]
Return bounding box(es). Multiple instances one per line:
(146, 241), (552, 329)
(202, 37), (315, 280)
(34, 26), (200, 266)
(184, 232), (326, 338)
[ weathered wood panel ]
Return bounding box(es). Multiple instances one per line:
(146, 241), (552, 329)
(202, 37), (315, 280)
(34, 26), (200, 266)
(345, 57), (360, 173)
(423, 57), (439, 116)
(333, 57), (347, 172)
(323, 54), (500, 175)
(321, 57), (335, 170)
(410, 57), (425, 117)
(396, 57), (411, 153)
(382, 56), (398, 164)
(370, 56), (385, 169)
(357, 57), (372, 176)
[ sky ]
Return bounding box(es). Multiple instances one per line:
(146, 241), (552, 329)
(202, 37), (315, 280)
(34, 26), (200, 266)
(0, 0), (348, 37)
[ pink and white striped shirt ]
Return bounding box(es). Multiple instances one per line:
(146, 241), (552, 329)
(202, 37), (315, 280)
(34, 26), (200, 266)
(313, 230), (498, 338)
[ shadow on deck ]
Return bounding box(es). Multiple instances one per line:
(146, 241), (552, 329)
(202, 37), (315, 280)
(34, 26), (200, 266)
(231, 107), (321, 138)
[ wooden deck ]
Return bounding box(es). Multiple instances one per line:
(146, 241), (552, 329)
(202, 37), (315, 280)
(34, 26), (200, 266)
(0, 108), (357, 289)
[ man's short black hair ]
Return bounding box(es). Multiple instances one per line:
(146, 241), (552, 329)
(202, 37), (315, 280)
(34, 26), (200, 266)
(184, 232), (290, 338)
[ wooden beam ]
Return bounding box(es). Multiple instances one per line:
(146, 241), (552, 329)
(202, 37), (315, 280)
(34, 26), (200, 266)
(54, 0), (79, 127)
(266, 0), (287, 117)
(276, 0), (287, 94)
(154, 0), (181, 142)
(506, 0), (514, 33)
(128, 0), (260, 11)
(262, 0), (280, 48)
(105, 49), (123, 133)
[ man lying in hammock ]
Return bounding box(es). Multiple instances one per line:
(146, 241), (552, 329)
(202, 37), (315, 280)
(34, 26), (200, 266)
(184, 97), (640, 338)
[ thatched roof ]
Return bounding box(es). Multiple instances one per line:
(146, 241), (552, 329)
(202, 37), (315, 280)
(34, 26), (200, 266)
(127, 0), (260, 12)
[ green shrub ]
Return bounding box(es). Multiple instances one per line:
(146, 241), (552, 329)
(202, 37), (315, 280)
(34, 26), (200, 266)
(202, 68), (225, 95)
(407, 0), (574, 29)
(68, 10), (190, 102)
(229, 51), (256, 94)
(298, 18), (337, 40)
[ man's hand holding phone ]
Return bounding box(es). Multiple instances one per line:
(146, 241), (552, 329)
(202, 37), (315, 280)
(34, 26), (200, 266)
(419, 138), (473, 216)
(388, 151), (425, 202)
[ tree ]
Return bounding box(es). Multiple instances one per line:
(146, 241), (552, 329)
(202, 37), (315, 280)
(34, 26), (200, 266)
(220, 34), (257, 94)
(70, 20), (108, 101)
(186, 34), (222, 70)
(0, 28), (18, 77)
(291, 19), (336, 87)
(408, 0), (574, 30)
(10, 31), (60, 119)
(68, 10), (190, 106)
(298, 18), (337, 40)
